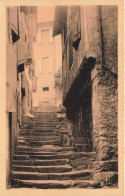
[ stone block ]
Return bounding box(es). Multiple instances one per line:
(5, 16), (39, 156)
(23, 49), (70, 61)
(69, 152), (96, 169)
(93, 160), (118, 172)
(93, 171), (118, 187)
(60, 133), (72, 147)
(91, 65), (118, 163)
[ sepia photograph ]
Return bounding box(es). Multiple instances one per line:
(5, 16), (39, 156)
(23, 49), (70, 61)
(0, 0), (124, 195)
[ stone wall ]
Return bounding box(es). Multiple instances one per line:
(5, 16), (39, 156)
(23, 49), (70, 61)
(100, 5), (118, 74)
(91, 64), (118, 186)
(56, 106), (74, 147)
(54, 5), (118, 187)
(6, 111), (19, 188)
(90, 6), (118, 186)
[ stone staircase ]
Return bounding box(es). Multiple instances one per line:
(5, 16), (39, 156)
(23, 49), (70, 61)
(11, 112), (100, 189)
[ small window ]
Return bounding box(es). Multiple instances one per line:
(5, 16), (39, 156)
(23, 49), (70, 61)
(43, 87), (49, 91)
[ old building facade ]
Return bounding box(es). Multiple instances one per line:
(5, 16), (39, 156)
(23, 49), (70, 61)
(6, 6), (36, 187)
(32, 21), (62, 112)
(53, 6), (118, 185)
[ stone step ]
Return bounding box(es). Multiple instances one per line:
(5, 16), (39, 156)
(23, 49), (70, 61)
(12, 159), (69, 166)
(15, 146), (73, 152)
(33, 112), (57, 116)
(21, 124), (59, 129)
(22, 123), (57, 126)
(69, 152), (96, 170)
(20, 128), (58, 132)
(14, 151), (73, 156)
(23, 113), (57, 117)
(22, 119), (58, 123)
(17, 140), (60, 146)
(19, 128), (58, 132)
(28, 121), (59, 125)
(19, 131), (59, 137)
(13, 153), (72, 160)
(12, 179), (101, 189)
(17, 136), (60, 141)
(22, 120), (57, 123)
(12, 165), (73, 173)
(12, 169), (93, 180)
(21, 122), (58, 126)
(24, 114), (57, 116)
(33, 116), (58, 118)
(32, 118), (59, 121)
(73, 145), (91, 152)
(42, 119), (58, 121)
(33, 113), (57, 116)
(69, 152), (96, 159)
(26, 126), (57, 129)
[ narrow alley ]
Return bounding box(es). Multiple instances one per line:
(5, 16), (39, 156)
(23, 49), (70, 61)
(6, 6), (118, 189)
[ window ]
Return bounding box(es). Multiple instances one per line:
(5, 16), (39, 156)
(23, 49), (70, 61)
(41, 29), (49, 44)
(43, 87), (49, 91)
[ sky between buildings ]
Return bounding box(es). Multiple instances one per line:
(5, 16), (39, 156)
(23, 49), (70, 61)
(37, 6), (55, 23)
